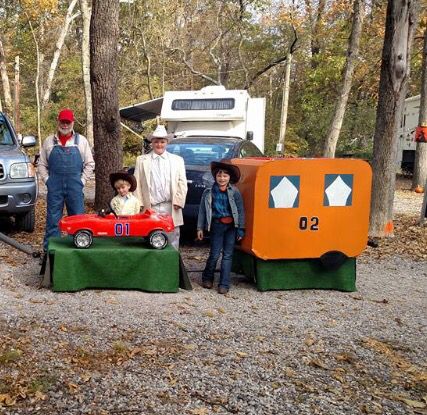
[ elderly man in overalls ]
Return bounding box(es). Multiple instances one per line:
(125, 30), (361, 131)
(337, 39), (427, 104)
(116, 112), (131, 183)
(38, 109), (95, 253)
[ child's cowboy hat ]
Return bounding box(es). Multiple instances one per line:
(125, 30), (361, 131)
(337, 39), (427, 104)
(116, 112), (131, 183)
(109, 171), (137, 192)
(210, 161), (241, 184)
(147, 125), (174, 142)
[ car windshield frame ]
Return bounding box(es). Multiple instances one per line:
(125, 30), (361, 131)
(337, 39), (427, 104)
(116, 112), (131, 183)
(167, 141), (236, 166)
(0, 114), (15, 145)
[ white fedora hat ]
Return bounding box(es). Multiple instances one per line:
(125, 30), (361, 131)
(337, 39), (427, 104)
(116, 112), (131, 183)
(147, 125), (174, 142)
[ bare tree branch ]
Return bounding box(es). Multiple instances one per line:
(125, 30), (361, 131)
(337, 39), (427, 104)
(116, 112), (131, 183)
(244, 26), (298, 90)
(42, 0), (80, 107)
(169, 47), (220, 85)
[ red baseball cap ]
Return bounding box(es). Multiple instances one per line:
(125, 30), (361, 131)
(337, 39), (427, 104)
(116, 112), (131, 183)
(58, 108), (74, 122)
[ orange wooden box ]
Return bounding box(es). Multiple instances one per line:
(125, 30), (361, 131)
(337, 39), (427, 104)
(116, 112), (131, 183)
(230, 158), (372, 260)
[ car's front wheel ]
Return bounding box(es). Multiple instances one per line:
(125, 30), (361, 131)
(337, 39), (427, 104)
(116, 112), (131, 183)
(148, 230), (168, 250)
(73, 230), (93, 249)
(16, 206), (35, 233)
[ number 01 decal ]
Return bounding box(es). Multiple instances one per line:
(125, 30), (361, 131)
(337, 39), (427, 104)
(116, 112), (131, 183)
(115, 223), (130, 236)
(299, 216), (319, 231)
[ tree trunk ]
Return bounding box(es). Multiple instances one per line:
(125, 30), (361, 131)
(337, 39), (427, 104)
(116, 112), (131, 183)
(27, 17), (41, 145)
(323, 0), (365, 158)
(0, 36), (13, 116)
(80, 0), (94, 148)
(411, 27), (427, 190)
(90, 0), (122, 210)
(14, 56), (20, 133)
(369, 0), (419, 238)
(141, 32), (154, 100)
(310, 0), (326, 66)
(277, 53), (292, 155)
(41, 0), (79, 108)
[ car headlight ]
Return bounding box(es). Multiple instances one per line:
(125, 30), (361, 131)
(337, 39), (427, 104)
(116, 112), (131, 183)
(9, 162), (35, 178)
(202, 171), (215, 187)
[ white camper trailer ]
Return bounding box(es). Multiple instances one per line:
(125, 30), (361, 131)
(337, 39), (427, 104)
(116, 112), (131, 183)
(397, 95), (420, 172)
(119, 86), (266, 152)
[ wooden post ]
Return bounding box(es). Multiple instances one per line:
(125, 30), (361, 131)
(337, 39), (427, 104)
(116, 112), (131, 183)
(276, 53), (292, 156)
(14, 56), (20, 133)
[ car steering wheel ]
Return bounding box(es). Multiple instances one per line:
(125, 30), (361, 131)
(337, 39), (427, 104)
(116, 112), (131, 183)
(109, 202), (118, 219)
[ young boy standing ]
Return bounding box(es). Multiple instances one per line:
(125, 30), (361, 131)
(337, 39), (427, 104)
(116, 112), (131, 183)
(197, 161), (245, 294)
(109, 171), (140, 215)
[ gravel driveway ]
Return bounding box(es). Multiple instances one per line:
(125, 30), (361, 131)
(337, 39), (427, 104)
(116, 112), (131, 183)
(0, 180), (425, 415)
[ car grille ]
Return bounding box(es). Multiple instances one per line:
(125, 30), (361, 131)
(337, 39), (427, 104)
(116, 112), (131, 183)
(0, 163), (4, 179)
(0, 195), (7, 204)
(186, 170), (207, 204)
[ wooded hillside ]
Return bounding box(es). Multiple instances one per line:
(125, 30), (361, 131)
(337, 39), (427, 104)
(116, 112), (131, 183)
(0, 0), (424, 159)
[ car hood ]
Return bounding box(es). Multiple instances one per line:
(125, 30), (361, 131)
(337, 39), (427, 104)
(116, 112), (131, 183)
(61, 213), (98, 223)
(0, 145), (28, 163)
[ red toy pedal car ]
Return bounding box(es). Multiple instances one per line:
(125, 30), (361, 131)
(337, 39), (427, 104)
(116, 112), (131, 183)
(59, 209), (174, 249)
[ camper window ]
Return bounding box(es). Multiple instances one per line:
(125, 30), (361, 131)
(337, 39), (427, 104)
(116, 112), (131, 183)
(171, 98), (235, 111)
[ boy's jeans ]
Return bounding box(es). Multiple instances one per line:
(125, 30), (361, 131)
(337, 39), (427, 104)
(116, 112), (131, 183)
(202, 221), (236, 289)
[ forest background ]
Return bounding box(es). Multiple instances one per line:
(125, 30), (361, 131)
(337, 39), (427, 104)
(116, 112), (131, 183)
(0, 0), (425, 167)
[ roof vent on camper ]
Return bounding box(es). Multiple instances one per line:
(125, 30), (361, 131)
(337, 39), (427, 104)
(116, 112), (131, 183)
(201, 85), (227, 94)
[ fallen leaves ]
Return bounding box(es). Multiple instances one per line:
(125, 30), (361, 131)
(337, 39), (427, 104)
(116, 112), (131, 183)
(0, 394), (16, 406)
(398, 398), (426, 409)
(307, 358), (329, 370)
(360, 213), (427, 262)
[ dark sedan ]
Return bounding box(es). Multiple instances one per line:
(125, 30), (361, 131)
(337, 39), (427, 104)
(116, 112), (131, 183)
(166, 137), (263, 235)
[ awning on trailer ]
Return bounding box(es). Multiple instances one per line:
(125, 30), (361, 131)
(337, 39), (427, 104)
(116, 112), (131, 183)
(119, 97), (163, 122)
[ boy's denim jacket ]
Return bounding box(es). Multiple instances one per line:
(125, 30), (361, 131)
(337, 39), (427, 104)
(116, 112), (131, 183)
(197, 184), (245, 232)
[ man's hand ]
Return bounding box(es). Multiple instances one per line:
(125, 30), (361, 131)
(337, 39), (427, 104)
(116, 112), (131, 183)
(196, 230), (204, 240)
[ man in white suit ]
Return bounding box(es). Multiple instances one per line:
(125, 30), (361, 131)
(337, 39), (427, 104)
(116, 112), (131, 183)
(134, 125), (188, 249)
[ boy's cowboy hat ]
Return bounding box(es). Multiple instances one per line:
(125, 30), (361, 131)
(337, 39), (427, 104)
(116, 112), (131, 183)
(109, 170), (137, 192)
(211, 161), (241, 184)
(147, 125), (174, 142)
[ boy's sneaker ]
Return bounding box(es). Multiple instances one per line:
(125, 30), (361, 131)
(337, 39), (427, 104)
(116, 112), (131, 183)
(202, 280), (213, 289)
(218, 286), (229, 295)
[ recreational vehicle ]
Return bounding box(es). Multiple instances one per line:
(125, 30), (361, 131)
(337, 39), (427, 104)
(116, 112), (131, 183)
(397, 95), (420, 172)
(119, 85), (266, 152)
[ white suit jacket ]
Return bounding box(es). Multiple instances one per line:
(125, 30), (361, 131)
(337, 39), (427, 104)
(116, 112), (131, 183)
(133, 151), (188, 226)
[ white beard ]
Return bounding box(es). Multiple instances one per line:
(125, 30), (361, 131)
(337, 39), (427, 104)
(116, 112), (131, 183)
(58, 126), (73, 135)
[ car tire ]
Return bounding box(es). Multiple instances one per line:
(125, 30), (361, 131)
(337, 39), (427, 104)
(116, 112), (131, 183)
(148, 230), (168, 250)
(73, 230), (93, 249)
(16, 206), (35, 233)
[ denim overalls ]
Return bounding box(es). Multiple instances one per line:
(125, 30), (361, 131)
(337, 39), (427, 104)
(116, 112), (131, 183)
(43, 134), (84, 250)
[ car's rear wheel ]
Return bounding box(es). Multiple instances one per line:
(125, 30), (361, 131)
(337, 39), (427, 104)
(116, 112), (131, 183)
(148, 230), (168, 250)
(73, 230), (93, 249)
(16, 206), (35, 233)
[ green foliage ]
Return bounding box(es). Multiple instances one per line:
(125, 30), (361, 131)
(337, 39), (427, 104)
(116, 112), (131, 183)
(0, 0), (422, 162)
(28, 374), (58, 394)
(0, 349), (22, 365)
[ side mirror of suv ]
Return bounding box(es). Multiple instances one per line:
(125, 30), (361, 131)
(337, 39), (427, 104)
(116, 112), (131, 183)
(21, 136), (36, 147)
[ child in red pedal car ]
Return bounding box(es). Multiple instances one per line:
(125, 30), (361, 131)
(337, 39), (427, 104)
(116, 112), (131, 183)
(109, 171), (140, 216)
